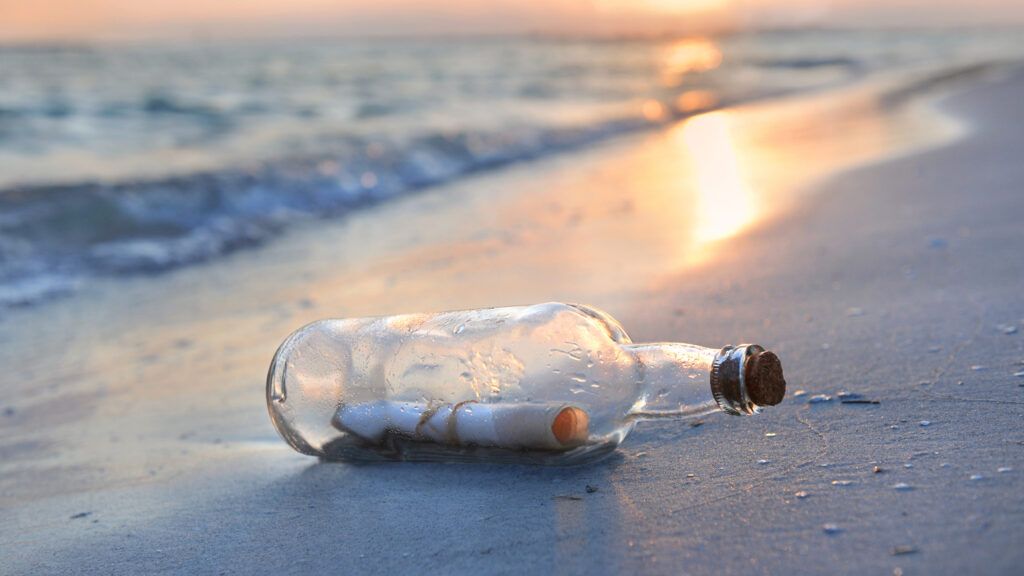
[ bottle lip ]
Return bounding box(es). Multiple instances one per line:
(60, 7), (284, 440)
(711, 344), (785, 414)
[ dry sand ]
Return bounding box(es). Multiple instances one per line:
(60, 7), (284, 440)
(1, 67), (1022, 575)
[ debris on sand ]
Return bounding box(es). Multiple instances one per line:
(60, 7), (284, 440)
(996, 324), (1018, 335)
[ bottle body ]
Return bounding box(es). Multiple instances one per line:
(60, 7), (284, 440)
(267, 302), (784, 464)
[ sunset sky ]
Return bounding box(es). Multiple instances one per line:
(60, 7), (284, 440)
(2, 0), (1022, 42)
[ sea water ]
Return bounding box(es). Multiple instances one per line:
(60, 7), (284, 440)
(0, 30), (1021, 306)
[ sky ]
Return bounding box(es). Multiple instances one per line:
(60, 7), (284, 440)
(1, 0), (1022, 42)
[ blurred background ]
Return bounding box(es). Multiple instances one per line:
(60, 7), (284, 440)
(1, 1), (1022, 307)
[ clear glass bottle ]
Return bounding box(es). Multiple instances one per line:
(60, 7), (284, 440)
(267, 302), (785, 465)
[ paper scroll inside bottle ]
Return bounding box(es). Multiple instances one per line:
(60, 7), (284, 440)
(333, 401), (590, 451)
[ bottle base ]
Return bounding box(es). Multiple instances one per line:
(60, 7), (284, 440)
(318, 434), (620, 466)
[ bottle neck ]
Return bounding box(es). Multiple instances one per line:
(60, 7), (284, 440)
(624, 343), (774, 420)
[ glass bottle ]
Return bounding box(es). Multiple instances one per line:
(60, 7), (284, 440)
(267, 302), (785, 465)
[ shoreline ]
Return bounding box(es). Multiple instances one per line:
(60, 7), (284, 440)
(3, 64), (1024, 574)
(0, 60), (1000, 310)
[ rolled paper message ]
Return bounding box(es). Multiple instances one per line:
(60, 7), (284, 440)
(332, 401), (590, 450)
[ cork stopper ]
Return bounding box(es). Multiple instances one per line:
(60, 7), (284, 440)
(744, 350), (786, 406)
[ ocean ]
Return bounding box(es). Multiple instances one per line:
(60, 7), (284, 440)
(0, 29), (1021, 307)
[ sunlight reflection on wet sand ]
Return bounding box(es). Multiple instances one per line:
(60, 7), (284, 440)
(681, 112), (758, 246)
(313, 80), (962, 312)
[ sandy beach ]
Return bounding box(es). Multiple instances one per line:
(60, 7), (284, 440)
(2, 60), (1023, 576)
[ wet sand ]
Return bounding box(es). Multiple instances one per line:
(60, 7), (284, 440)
(1, 67), (1022, 575)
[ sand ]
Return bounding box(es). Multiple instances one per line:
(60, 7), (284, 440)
(1, 67), (1022, 575)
